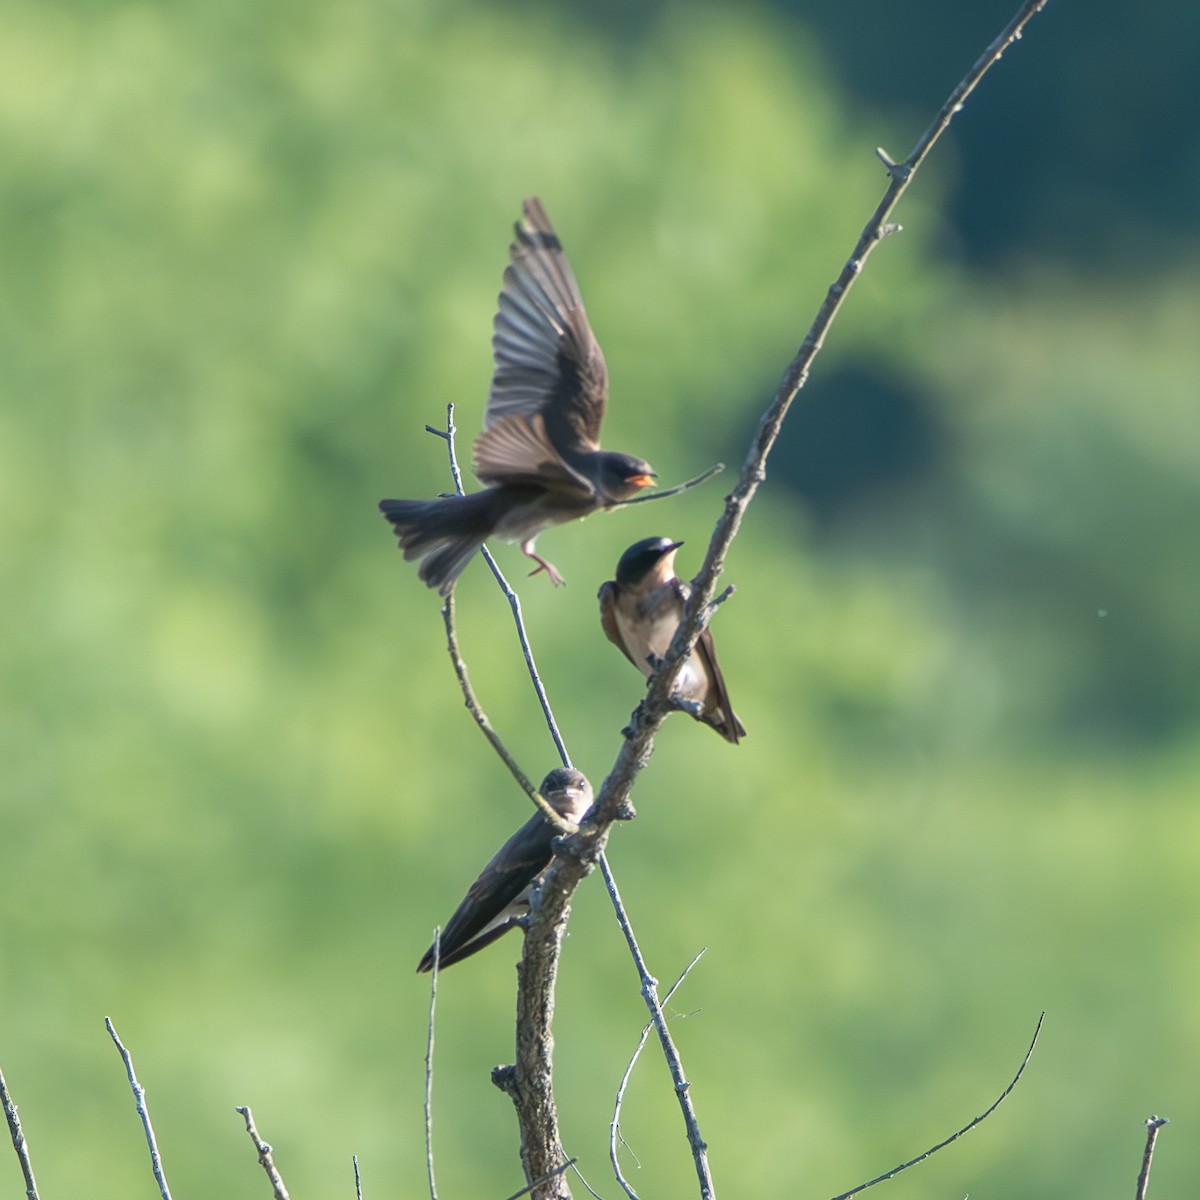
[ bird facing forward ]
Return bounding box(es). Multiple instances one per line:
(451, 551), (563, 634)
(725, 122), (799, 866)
(598, 537), (746, 744)
(381, 199), (656, 595)
(416, 768), (593, 973)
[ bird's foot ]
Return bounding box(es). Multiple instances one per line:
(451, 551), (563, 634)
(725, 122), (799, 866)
(644, 652), (665, 673)
(524, 552), (566, 586)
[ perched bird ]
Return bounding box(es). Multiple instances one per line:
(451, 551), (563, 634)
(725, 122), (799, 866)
(381, 198), (656, 594)
(416, 768), (593, 973)
(598, 537), (746, 744)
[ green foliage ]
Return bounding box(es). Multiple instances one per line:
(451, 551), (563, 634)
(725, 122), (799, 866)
(1, 1), (1196, 1197)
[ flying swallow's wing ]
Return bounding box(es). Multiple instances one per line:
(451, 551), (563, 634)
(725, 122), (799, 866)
(598, 580), (640, 668)
(482, 198), (609, 461)
(417, 814), (556, 973)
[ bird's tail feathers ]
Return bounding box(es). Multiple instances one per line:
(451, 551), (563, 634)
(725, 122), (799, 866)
(379, 493), (496, 594)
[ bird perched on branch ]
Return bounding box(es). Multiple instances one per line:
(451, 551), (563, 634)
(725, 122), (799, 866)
(599, 537), (746, 744)
(381, 198), (656, 595)
(416, 768), (593, 973)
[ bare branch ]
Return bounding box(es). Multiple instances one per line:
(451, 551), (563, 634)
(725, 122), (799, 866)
(616, 462), (725, 506)
(428, 404), (574, 769)
(1135, 1115), (1169, 1200)
(424, 930), (441, 1200)
(234, 1106), (291, 1200)
(354, 1153), (364, 1200)
(502, 1157), (578, 1200)
(611, 948), (708, 1200)
(829, 1012), (1044, 1200)
(600, 853), (714, 1198)
(0, 1063), (40, 1200)
(105, 1017), (174, 1200)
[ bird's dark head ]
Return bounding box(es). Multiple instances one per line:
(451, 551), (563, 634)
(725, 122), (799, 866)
(538, 768), (594, 822)
(597, 452), (656, 502)
(614, 536), (684, 587)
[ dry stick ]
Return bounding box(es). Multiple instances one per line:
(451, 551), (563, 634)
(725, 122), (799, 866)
(502, 1157), (579, 1200)
(610, 949), (708, 1200)
(829, 1012), (1044, 1200)
(354, 1153), (364, 1200)
(618, 462), (725, 506)
(427, 406), (573, 768)
(234, 1106), (292, 1200)
(0, 1064), (40, 1200)
(424, 930), (442, 1200)
(105, 1017), (173, 1200)
(1135, 1115), (1169, 1200)
(601, 854), (713, 1195)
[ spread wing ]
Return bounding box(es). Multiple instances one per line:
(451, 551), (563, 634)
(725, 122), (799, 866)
(598, 580), (639, 667)
(471, 410), (594, 496)
(485, 198), (609, 458)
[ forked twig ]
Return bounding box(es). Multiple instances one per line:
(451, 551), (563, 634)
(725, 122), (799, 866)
(234, 1106), (291, 1200)
(600, 854), (714, 1198)
(1135, 1115), (1169, 1200)
(0, 1063), (40, 1200)
(105, 1017), (173, 1200)
(429, 411), (714, 1195)
(611, 948), (708, 1200)
(829, 1012), (1044, 1200)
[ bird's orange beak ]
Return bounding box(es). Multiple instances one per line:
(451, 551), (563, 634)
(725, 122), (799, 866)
(626, 474), (656, 490)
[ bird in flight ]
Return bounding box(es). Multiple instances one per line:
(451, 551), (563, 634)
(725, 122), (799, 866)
(382, 199), (656, 594)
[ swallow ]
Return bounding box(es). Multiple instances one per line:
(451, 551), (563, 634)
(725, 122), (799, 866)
(416, 768), (593, 973)
(381, 198), (657, 595)
(598, 537), (746, 744)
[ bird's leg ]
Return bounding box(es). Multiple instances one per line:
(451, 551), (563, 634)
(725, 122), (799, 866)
(520, 538), (566, 586)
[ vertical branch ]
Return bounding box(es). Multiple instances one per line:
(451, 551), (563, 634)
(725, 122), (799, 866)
(1135, 1115), (1169, 1200)
(234, 1106), (292, 1200)
(0, 1063), (40, 1200)
(424, 931), (441, 1200)
(105, 1017), (173, 1200)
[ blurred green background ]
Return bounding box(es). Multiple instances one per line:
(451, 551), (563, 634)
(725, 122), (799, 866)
(3, 0), (1198, 1196)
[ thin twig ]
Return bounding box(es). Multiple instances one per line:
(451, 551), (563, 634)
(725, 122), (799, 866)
(441, 590), (538, 797)
(610, 948), (708, 1200)
(424, 930), (441, 1200)
(429, 405), (573, 770)
(616, 462), (725, 505)
(354, 1153), (364, 1200)
(234, 1106), (292, 1200)
(0, 1063), (40, 1200)
(1135, 1115), (1169, 1200)
(598, 853), (714, 1198)
(829, 1012), (1044, 1200)
(501, 1157), (578, 1200)
(105, 1017), (173, 1200)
